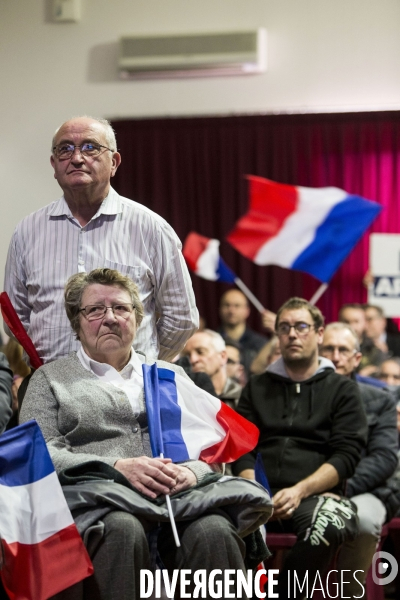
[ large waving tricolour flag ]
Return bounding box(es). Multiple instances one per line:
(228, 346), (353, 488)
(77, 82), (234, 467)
(227, 176), (382, 283)
(183, 232), (236, 284)
(143, 364), (259, 463)
(0, 421), (93, 600)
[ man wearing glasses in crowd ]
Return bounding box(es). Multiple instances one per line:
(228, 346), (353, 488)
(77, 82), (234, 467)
(4, 116), (198, 364)
(320, 322), (398, 598)
(233, 297), (367, 598)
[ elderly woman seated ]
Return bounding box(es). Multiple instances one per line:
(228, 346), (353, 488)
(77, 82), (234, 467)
(20, 268), (270, 600)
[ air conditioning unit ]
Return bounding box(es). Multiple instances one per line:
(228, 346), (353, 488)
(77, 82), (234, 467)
(118, 29), (267, 79)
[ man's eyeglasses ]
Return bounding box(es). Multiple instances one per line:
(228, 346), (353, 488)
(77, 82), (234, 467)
(379, 373), (400, 381)
(320, 345), (357, 359)
(276, 322), (315, 336)
(52, 142), (114, 160)
(227, 358), (240, 365)
(79, 304), (135, 321)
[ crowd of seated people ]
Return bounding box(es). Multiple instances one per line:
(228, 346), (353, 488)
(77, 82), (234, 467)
(3, 280), (400, 599)
(4, 114), (400, 597)
(179, 294), (400, 595)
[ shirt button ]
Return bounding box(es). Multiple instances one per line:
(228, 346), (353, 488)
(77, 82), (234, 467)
(132, 427), (139, 433)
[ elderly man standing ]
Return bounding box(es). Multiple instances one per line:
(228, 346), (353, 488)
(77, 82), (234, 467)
(233, 297), (367, 598)
(183, 329), (242, 409)
(320, 322), (398, 597)
(4, 116), (198, 364)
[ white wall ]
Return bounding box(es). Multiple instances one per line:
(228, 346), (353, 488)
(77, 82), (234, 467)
(1, 0), (400, 299)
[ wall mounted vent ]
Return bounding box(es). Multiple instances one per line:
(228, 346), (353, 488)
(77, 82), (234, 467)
(118, 29), (267, 79)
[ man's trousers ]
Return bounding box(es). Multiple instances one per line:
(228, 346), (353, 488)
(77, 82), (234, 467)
(266, 495), (359, 599)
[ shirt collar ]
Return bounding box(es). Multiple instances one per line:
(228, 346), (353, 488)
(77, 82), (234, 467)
(77, 344), (144, 379)
(47, 187), (123, 219)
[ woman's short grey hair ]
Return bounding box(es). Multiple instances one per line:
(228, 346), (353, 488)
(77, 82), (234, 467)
(64, 268), (144, 339)
(51, 116), (117, 152)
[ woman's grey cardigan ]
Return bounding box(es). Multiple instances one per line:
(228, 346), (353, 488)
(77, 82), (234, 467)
(19, 352), (212, 481)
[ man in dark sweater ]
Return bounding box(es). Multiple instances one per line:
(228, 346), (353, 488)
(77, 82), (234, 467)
(218, 289), (268, 376)
(232, 297), (367, 598)
(320, 322), (398, 597)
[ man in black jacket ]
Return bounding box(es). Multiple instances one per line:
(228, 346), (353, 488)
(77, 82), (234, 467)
(218, 289), (268, 376)
(320, 322), (398, 597)
(233, 297), (367, 598)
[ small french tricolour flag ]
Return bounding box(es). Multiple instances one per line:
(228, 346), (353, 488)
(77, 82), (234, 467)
(183, 232), (237, 284)
(143, 364), (259, 464)
(0, 421), (93, 600)
(227, 176), (382, 283)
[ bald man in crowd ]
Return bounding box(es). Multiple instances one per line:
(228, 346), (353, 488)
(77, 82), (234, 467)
(4, 116), (198, 365)
(183, 330), (242, 409)
(218, 289), (268, 375)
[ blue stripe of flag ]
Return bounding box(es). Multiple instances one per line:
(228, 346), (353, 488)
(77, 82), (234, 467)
(157, 369), (189, 462)
(142, 364), (164, 458)
(0, 420), (54, 486)
(142, 365), (189, 462)
(216, 258), (237, 284)
(292, 195), (381, 283)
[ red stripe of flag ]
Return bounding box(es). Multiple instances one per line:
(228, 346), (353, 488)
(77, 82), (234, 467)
(1, 524), (93, 600)
(226, 176), (298, 260)
(199, 402), (259, 463)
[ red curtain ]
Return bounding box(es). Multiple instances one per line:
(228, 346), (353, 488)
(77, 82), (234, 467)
(111, 111), (400, 331)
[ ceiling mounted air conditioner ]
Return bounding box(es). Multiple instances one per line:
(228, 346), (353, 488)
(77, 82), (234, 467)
(118, 29), (267, 80)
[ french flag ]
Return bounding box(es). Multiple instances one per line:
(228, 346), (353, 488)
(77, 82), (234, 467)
(143, 364), (259, 463)
(0, 421), (93, 600)
(183, 232), (237, 284)
(227, 176), (382, 283)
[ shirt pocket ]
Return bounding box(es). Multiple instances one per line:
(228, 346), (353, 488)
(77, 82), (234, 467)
(102, 259), (141, 283)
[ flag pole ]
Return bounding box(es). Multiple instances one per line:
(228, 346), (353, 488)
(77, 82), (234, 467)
(309, 283), (328, 306)
(143, 364), (181, 547)
(234, 277), (265, 313)
(160, 452), (181, 547)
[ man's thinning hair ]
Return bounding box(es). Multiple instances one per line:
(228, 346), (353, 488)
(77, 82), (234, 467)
(324, 322), (360, 352)
(65, 268), (144, 339)
(276, 297), (325, 329)
(51, 116), (117, 152)
(201, 329), (226, 353)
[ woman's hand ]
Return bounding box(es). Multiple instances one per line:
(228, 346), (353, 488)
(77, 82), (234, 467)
(114, 457), (197, 499)
(168, 464), (197, 495)
(114, 456), (176, 498)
